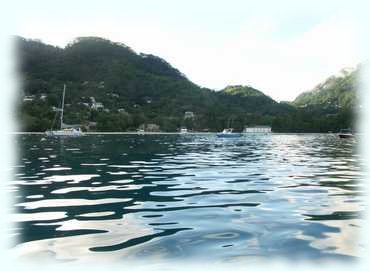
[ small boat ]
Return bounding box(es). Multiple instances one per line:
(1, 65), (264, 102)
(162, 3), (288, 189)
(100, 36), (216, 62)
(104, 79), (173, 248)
(217, 117), (242, 138)
(338, 129), (354, 139)
(216, 128), (242, 138)
(45, 127), (84, 137)
(45, 84), (84, 137)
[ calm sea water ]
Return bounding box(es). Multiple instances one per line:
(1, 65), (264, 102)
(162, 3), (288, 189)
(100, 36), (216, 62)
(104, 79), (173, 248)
(9, 134), (365, 262)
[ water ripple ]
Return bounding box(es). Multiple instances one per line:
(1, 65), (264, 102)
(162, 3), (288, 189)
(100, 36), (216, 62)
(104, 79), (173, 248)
(10, 134), (365, 262)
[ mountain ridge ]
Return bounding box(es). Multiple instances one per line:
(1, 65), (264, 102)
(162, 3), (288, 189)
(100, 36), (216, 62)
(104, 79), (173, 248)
(16, 36), (356, 132)
(293, 68), (357, 110)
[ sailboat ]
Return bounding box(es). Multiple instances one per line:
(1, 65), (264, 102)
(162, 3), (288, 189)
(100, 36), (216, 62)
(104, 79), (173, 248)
(216, 128), (242, 138)
(45, 84), (84, 137)
(216, 117), (242, 138)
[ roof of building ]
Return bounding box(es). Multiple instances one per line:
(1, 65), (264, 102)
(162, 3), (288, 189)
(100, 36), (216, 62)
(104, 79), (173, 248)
(245, 125), (271, 128)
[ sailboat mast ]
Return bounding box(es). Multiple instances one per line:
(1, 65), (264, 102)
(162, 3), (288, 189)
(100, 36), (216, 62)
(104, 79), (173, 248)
(60, 84), (66, 129)
(228, 117), (232, 128)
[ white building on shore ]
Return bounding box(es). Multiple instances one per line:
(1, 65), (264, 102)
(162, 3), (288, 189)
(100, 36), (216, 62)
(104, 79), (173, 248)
(244, 125), (272, 133)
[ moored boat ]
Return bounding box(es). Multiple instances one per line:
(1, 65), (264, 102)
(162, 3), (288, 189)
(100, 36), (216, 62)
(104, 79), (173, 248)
(45, 128), (84, 137)
(45, 84), (84, 137)
(216, 128), (242, 138)
(338, 129), (354, 139)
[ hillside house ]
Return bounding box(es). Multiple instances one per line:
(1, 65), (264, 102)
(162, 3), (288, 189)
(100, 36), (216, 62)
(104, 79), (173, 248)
(184, 111), (195, 119)
(90, 97), (104, 110)
(23, 95), (35, 102)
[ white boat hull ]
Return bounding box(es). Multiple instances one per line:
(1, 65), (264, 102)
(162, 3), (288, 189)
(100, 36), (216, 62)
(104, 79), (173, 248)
(45, 129), (84, 137)
(45, 85), (84, 137)
(338, 133), (354, 139)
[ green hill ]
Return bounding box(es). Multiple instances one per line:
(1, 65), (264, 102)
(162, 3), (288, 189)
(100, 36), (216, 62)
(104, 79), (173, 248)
(16, 36), (357, 133)
(293, 68), (357, 110)
(221, 85), (267, 98)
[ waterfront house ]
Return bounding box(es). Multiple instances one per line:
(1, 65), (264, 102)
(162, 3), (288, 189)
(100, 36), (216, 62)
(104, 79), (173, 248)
(139, 123), (160, 132)
(87, 121), (97, 131)
(244, 125), (272, 133)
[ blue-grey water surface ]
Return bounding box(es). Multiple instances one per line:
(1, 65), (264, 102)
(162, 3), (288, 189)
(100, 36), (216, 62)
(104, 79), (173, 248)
(10, 134), (365, 262)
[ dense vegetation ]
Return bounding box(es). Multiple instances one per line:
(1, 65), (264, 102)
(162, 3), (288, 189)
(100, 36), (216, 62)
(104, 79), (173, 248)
(16, 36), (357, 132)
(293, 68), (357, 108)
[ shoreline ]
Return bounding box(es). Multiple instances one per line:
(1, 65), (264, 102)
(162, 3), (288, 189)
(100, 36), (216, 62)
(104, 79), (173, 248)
(9, 132), (338, 135)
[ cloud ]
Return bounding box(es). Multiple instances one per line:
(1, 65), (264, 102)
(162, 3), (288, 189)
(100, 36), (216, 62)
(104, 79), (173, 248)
(14, 7), (361, 102)
(191, 15), (360, 101)
(128, 14), (361, 102)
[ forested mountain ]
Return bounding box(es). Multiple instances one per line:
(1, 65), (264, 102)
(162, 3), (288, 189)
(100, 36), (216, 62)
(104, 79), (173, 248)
(294, 68), (357, 110)
(16, 36), (357, 132)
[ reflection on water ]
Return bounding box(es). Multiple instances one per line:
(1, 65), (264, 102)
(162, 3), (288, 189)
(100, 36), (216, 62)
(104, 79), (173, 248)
(10, 134), (365, 262)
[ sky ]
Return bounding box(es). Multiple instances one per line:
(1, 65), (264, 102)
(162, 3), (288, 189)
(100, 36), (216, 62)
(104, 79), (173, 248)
(9, 0), (368, 101)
